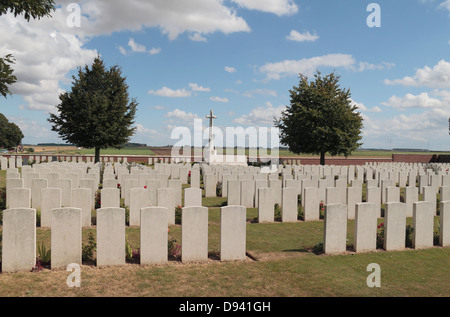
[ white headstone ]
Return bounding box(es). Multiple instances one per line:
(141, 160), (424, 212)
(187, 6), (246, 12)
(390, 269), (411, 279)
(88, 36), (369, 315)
(51, 208), (82, 269)
(181, 206), (209, 263)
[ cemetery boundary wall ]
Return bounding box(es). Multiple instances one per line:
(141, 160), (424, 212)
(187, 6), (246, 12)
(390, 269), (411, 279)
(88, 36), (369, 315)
(2, 154), (450, 165)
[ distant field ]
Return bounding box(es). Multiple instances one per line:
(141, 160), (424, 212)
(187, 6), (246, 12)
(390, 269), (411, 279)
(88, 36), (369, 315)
(24, 146), (449, 158)
(32, 146), (155, 156)
(32, 146), (78, 153)
(218, 148), (448, 158)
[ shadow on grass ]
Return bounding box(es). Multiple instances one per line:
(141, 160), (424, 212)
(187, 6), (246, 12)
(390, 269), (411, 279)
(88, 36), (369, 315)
(282, 248), (312, 254)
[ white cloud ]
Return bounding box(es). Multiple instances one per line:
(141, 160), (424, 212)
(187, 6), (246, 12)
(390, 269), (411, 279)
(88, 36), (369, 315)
(189, 33), (207, 42)
(210, 96), (229, 103)
(432, 89), (450, 102)
(148, 87), (192, 98)
(118, 46), (127, 56)
(384, 60), (450, 89)
(259, 54), (356, 81)
(243, 88), (278, 98)
(149, 47), (162, 55)
(132, 123), (165, 144)
(362, 107), (450, 148)
(259, 54), (396, 81)
(0, 12), (98, 112)
(149, 83), (210, 97)
(357, 61), (395, 72)
(286, 30), (319, 42)
(225, 66), (237, 73)
(135, 123), (158, 135)
(381, 92), (443, 110)
(8, 116), (55, 144)
(69, 0), (251, 40)
(165, 109), (199, 123)
(128, 38), (147, 53)
(439, 0), (450, 13)
(0, 0), (256, 112)
(234, 102), (285, 126)
(127, 38), (161, 55)
(350, 99), (382, 113)
(188, 83), (211, 92)
(231, 0), (298, 16)
(361, 89), (450, 149)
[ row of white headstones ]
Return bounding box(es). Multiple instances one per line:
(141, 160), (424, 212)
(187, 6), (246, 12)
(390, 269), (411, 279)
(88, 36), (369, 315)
(2, 160), (450, 273)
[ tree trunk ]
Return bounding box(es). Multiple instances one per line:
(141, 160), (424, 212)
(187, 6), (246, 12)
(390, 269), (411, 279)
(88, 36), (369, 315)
(95, 147), (100, 163)
(320, 152), (325, 166)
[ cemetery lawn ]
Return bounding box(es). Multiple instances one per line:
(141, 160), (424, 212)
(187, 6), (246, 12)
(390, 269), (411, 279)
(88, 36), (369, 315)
(0, 170), (5, 188)
(0, 183), (448, 297)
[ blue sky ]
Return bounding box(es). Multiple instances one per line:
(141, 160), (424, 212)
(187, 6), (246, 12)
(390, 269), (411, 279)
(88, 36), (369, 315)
(1, 0), (450, 150)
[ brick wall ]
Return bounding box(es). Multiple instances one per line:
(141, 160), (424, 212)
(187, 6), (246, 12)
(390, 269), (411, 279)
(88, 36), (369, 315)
(3, 153), (449, 165)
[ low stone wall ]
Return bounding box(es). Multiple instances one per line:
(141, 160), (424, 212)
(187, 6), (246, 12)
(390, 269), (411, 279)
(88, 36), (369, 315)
(4, 153), (450, 167)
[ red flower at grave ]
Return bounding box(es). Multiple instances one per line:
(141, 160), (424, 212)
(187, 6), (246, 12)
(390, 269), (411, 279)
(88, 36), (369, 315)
(144, 186), (147, 189)
(377, 223), (384, 229)
(319, 202), (324, 211)
(188, 171), (191, 176)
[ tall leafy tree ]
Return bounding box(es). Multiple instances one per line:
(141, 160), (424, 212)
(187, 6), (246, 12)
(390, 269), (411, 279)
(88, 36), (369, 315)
(0, 113), (24, 149)
(0, 0), (55, 99)
(275, 71), (364, 165)
(0, 54), (16, 98)
(48, 57), (138, 163)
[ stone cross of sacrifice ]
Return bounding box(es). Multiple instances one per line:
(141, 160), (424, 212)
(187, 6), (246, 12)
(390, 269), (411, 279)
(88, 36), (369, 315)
(206, 110), (217, 152)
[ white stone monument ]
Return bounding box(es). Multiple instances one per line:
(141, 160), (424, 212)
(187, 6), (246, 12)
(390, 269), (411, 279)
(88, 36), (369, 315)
(203, 110), (247, 166)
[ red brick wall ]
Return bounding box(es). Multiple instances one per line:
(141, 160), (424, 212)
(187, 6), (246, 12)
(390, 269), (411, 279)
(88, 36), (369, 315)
(391, 154), (435, 163)
(280, 157), (393, 165)
(3, 153), (447, 165)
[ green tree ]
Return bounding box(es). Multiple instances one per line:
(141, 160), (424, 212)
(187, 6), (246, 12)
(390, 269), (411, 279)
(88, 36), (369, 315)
(0, 0), (55, 21)
(0, 54), (17, 99)
(0, 113), (24, 148)
(0, 0), (55, 99)
(275, 71), (364, 165)
(48, 57), (138, 163)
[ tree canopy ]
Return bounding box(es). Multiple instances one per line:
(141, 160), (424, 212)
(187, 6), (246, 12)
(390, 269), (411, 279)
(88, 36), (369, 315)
(0, 113), (24, 149)
(275, 71), (364, 165)
(0, 0), (55, 21)
(48, 57), (138, 163)
(0, 54), (16, 99)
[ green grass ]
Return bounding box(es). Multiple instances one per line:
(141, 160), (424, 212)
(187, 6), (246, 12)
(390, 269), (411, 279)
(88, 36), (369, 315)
(1, 170), (450, 297)
(0, 170), (5, 189)
(2, 210), (449, 297)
